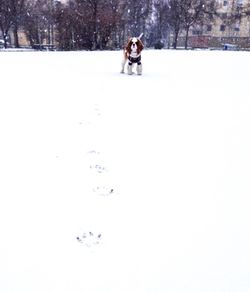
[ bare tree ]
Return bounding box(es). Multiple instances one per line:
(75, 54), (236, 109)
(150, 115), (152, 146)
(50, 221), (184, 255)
(228, 0), (246, 25)
(100, 0), (123, 49)
(0, 0), (13, 48)
(55, 0), (127, 50)
(181, 0), (217, 49)
(122, 0), (153, 41)
(160, 0), (217, 49)
(54, 1), (75, 50)
(152, 0), (170, 47)
(165, 0), (183, 49)
(11, 0), (26, 48)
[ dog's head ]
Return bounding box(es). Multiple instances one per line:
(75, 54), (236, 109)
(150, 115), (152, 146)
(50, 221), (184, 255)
(126, 37), (144, 55)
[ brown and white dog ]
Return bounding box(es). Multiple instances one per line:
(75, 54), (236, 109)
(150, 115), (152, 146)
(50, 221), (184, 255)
(121, 34), (144, 75)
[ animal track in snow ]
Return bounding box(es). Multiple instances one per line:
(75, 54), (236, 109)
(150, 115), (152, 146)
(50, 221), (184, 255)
(94, 104), (101, 116)
(93, 186), (115, 197)
(87, 150), (100, 155)
(76, 231), (102, 247)
(90, 164), (107, 174)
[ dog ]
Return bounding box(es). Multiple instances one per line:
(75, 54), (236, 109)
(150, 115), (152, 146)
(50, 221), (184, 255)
(121, 34), (144, 75)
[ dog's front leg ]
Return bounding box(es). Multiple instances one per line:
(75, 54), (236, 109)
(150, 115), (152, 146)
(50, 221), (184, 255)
(127, 62), (133, 75)
(137, 63), (142, 75)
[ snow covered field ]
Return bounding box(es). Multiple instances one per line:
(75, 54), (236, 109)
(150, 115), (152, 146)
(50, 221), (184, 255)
(0, 49), (250, 292)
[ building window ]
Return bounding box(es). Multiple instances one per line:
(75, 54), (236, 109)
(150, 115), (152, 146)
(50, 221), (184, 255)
(234, 22), (240, 31)
(192, 30), (202, 35)
(207, 25), (212, 32)
(220, 25), (226, 31)
(221, 13), (227, 20)
(236, 0), (243, 7)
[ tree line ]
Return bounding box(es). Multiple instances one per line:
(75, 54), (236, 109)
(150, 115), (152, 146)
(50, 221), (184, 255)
(0, 0), (250, 50)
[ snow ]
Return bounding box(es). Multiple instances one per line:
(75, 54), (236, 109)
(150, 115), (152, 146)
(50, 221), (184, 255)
(0, 49), (250, 292)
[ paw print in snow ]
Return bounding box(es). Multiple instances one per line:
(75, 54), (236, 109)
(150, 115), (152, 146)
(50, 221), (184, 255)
(90, 164), (107, 174)
(87, 150), (100, 155)
(93, 186), (115, 196)
(76, 232), (102, 247)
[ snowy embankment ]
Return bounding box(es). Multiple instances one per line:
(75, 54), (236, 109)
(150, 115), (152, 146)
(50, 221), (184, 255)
(0, 49), (250, 292)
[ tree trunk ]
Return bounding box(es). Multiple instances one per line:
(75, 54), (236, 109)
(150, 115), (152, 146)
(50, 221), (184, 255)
(184, 27), (190, 49)
(13, 24), (20, 48)
(173, 28), (179, 49)
(3, 32), (8, 49)
(92, 2), (98, 50)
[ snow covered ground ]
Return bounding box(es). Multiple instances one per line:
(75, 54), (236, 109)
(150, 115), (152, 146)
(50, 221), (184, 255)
(0, 49), (250, 292)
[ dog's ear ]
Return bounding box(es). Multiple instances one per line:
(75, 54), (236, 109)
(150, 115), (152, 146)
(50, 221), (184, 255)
(125, 38), (132, 54)
(137, 39), (144, 53)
